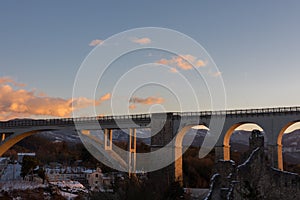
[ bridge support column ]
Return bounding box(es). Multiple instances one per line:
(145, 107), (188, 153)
(128, 128), (136, 176)
(277, 144), (283, 171)
(174, 146), (183, 185)
(215, 145), (226, 161)
(104, 129), (113, 150)
(267, 144), (280, 170)
(150, 113), (177, 186)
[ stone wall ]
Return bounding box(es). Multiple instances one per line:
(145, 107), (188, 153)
(205, 130), (300, 200)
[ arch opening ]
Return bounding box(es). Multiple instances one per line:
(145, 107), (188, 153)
(0, 129), (55, 157)
(223, 123), (266, 164)
(175, 124), (213, 188)
(277, 121), (300, 173)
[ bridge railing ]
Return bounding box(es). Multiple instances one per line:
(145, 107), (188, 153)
(0, 113), (151, 128)
(173, 106), (300, 117)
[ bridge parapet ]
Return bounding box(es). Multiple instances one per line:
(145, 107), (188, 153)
(0, 113), (151, 128)
(175, 106), (300, 117)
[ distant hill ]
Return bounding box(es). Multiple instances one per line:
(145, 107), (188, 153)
(13, 127), (300, 165)
(38, 128), (300, 149)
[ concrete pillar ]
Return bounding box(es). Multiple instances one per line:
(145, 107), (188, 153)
(128, 128), (136, 176)
(223, 145), (230, 161)
(150, 113), (176, 186)
(174, 146), (183, 185)
(104, 129), (112, 150)
(277, 144), (283, 171)
(267, 144), (279, 169)
(215, 146), (225, 161)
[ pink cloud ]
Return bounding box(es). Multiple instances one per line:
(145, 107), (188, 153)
(131, 37), (151, 45)
(157, 54), (206, 71)
(169, 67), (178, 73)
(0, 77), (26, 87)
(211, 71), (222, 77)
(129, 96), (164, 109)
(100, 93), (111, 101)
(89, 39), (103, 46)
(129, 104), (136, 110)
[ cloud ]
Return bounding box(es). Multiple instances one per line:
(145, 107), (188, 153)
(129, 96), (164, 109)
(157, 54), (206, 70)
(131, 37), (151, 45)
(169, 67), (178, 73)
(0, 78), (111, 120)
(129, 104), (136, 110)
(100, 93), (111, 101)
(210, 71), (222, 77)
(0, 77), (26, 87)
(89, 39), (103, 46)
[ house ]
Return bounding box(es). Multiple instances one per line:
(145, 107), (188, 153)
(45, 165), (87, 184)
(0, 157), (9, 175)
(84, 167), (114, 192)
(17, 153), (36, 163)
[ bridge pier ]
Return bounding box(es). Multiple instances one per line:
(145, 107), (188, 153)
(215, 146), (225, 161)
(104, 129), (113, 150)
(1, 133), (5, 142)
(150, 113), (177, 186)
(128, 128), (137, 176)
(267, 144), (280, 170)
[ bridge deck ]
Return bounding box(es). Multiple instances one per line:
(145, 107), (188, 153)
(1, 106), (300, 128)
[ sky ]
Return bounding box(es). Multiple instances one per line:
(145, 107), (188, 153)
(1, 0), (300, 120)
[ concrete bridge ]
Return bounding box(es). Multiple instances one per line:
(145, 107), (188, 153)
(1, 106), (300, 184)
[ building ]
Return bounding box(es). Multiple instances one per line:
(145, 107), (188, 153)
(84, 167), (114, 192)
(17, 153), (36, 163)
(0, 157), (9, 175)
(45, 166), (87, 183)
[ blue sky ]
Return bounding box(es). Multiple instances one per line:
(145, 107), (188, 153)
(1, 1), (300, 119)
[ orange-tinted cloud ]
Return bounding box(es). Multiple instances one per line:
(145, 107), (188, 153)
(100, 93), (111, 101)
(131, 37), (151, 45)
(129, 96), (164, 108)
(209, 71), (222, 77)
(169, 67), (178, 73)
(129, 96), (164, 110)
(157, 54), (206, 71)
(89, 39), (103, 46)
(129, 104), (136, 110)
(0, 78), (111, 120)
(0, 77), (26, 87)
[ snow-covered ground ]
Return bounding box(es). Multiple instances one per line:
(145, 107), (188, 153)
(0, 163), (49, 191)
(50, 180), (88, 194)
(0, 180), (47, 191)
(60, 191), (78, 200)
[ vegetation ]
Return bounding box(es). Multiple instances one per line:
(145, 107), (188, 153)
(182, 147), (215, 188)
(20, 155), (39, 179)
(87, 175), (186, 200)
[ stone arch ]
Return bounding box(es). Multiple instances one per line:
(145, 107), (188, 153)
(277, 121), (300, 171)
(0, 129), (55, 157)
(174, 124), (209, 185)
(223, 122), (265, 161)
